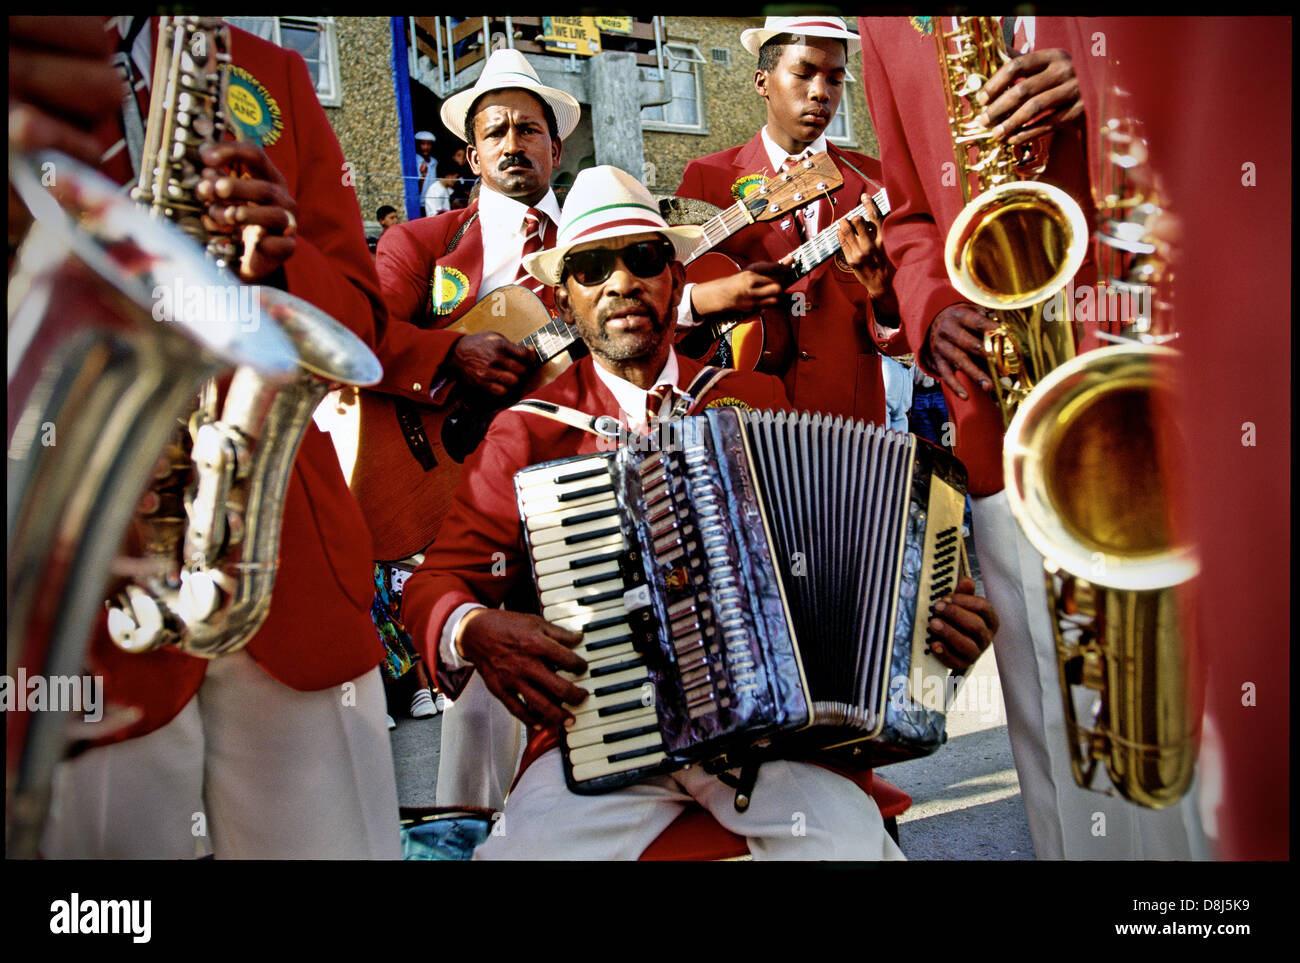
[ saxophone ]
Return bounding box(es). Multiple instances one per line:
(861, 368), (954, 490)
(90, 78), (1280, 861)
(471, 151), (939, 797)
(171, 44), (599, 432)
(103, 17), (382, 657)
(933, 16), (1089, 427)
(987, 51), (1200, 807)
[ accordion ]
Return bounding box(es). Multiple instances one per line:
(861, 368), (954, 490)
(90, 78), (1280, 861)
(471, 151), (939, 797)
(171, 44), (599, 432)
(514, 407), (970, 795)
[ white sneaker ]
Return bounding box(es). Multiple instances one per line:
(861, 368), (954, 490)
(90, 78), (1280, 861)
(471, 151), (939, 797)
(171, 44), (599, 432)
(386, 714), (397, 730)
(410, 688), (438, 719)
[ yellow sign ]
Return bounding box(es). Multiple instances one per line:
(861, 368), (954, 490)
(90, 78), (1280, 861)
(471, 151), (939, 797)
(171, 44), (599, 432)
(594, 16), (633, 35)
(541, 16), (602, 56)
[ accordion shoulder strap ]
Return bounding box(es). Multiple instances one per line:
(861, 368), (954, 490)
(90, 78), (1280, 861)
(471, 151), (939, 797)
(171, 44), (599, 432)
(678, 365), (730, 417)
(509, 366), (735, 437)
(508, 399), (622, 440)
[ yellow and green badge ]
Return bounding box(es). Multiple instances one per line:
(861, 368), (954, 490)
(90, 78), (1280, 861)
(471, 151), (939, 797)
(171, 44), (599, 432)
(224, 66), (284, 147)
(704, 397), (752, 411)
(429, 266), (470, 316)
(730, 173), (766, 202)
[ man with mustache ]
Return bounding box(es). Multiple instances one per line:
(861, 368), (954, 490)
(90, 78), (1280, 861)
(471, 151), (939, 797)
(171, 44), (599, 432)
(675, 16), (899, 424)
(400, 166), (999, 858)
(370, 49), (581, 812)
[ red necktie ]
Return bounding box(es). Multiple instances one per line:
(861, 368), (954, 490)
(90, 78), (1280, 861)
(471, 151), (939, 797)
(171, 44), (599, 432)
(99, 19), (151, 187)
(782, 155), (811, 241)
(514, 208), (556, 310)
(644, 382), (686, 430)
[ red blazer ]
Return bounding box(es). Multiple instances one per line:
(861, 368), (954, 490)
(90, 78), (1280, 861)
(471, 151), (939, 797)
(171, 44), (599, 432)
(88, 27), (384, 743)
(676, 135), (890, 425)
(373, 202), (487, 402)
(400, 354), (791, 768)
(859, 16), (1100, 494)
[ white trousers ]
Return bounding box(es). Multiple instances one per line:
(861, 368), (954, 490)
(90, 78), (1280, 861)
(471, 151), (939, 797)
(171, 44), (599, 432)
(474, 749), (906, 861)
(973, 491), (1209, 859)
(434, 672), (526, 812)
(41, 651), (402, 859)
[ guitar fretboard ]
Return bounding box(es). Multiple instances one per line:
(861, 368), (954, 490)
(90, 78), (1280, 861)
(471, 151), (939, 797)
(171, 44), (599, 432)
(685, 199), (767, 265)
(521, 316), (578, 365)
(788, 188), (891, 279)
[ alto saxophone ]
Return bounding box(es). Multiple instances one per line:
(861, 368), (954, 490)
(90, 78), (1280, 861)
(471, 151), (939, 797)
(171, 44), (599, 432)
(999, 68), (1200, 807)
(103, 17), (382, 657)
(933, 16), (1089, 427)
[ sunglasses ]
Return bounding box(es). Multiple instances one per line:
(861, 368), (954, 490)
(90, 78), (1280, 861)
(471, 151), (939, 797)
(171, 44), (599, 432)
(561, 239), (675, 286)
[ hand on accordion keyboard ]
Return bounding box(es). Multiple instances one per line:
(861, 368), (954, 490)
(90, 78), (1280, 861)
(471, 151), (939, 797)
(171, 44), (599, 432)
(926, 576), (1000, 671)
(457, 608), (589, 730)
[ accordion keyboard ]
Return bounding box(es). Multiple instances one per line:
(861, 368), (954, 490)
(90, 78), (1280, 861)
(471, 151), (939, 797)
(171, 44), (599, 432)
(515, 455), (669, 783)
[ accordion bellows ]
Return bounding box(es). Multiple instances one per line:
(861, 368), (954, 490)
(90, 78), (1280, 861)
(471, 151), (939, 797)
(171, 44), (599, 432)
(514, 408), (969, 795)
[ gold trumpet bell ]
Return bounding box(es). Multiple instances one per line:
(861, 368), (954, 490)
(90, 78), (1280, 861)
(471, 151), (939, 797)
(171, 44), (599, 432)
(1004, 343), (1200, 808)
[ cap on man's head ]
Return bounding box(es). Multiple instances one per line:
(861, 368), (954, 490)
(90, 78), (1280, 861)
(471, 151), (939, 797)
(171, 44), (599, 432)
(522, 165), (702, 286)
(740, 15), (860, 56)
(440, 48), (581, 144)
(414, 130), (436, 142)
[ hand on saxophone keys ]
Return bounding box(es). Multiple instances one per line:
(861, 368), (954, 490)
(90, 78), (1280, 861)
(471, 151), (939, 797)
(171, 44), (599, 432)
(973, 48), (1084, 147)
(195, 141), (300, 282)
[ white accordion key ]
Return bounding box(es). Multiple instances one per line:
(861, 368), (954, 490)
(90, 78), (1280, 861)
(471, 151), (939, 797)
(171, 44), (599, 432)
(537, 558), (620, 592)
(539, 575), (625, 608)
(565, 706), (658, 745)
(529, 513), (621, 546)
(568, 730), (663, 766)
(531, 530), (623, 563)
(524, 494), (617, 532)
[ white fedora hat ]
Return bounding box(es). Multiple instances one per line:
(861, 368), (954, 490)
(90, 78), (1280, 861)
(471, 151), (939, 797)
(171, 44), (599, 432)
(740, 15), (860, 57)
(522, 166), (702, 287)
(440, 48), (581, 144)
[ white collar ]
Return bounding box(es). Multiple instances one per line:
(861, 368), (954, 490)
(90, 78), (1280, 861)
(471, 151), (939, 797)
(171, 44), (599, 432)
(760, 126), (830, 174)
(476, 184), (561, 233)
(591, 350), (680, 431)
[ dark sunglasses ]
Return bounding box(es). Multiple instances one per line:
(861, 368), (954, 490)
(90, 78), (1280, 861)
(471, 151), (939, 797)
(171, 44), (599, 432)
(561, 239), (675, 286)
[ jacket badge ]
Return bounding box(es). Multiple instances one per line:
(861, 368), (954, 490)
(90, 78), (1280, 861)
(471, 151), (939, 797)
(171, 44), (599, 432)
(430, 266), (470, 316)
(224, 66), (284, 147)
(730, 173), (766, 201)
(704, 397), (751, 411)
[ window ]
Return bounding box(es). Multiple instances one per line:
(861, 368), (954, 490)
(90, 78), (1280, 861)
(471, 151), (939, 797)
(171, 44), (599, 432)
(826, 78), (856, 146)
(225, 17), (342, 106)
(640, 43), (706, 134)
(709, 46), (731, 67)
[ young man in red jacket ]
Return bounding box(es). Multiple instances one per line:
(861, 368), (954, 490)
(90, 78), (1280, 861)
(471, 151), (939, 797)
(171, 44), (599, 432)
(676, 15), (898, 424)
(401, 165), (1000, 858)
(11, 16), (400, 858)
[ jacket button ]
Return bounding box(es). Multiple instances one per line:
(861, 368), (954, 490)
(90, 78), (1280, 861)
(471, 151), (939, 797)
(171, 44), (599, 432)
(798, 351), (811, 361)
(413, 382), (422, 392)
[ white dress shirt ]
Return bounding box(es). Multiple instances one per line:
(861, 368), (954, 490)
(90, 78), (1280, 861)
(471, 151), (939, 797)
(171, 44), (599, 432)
(475, 185), (562, 299)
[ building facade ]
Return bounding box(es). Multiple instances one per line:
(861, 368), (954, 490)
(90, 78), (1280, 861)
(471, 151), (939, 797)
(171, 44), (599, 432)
(231, 16), (881, 236)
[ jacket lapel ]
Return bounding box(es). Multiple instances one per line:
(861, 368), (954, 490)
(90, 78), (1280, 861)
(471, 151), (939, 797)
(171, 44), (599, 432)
(425, 203), (486, 326)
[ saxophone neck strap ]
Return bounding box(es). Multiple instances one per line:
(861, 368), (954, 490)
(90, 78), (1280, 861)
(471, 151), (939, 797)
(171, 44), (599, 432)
(508, 365), (732, 440)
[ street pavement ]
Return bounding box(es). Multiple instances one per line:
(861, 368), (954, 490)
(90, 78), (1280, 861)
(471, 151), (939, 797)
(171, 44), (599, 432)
(387, 643), (1035, 859)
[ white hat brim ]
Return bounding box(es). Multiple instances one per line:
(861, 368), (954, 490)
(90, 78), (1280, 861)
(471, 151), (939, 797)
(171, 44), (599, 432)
(741, 24), (861, 58)
(523, 225), (703, 287)
(441, 78), (580, 144)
